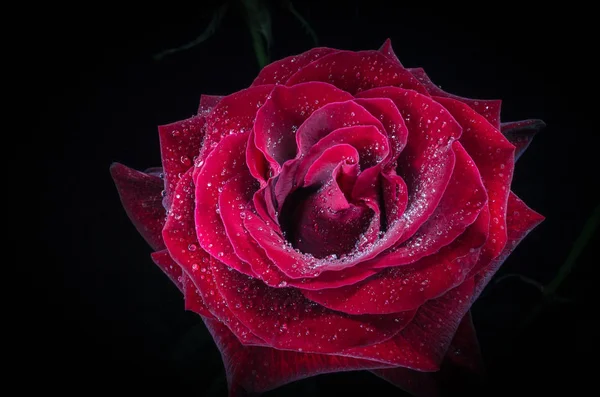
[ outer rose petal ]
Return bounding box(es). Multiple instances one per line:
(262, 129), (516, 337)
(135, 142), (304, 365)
(251, 47), (337, 86)
(203, 317), (391, 396)
(472, 192), (545, 301)
(341, 277), (476, 369)
(162, 168), (264, 345)
(501, 119), (546, 161)
(194, 84), (274, 180)
(409, 67), (502, 129)
(198, 94), (224, 114)
(286, 50), (428, 96)
(181, 273), (213, 318)
(194, 132), (257, 276)
(210, 259), (416, 354)
(435, 96), (515, 267)
(150, 250), (184, 292)
(158, 115), (205, 208)
(371, 311), (484, 397)
(110, 163), (166, 250)
(378, 38), (403, 67)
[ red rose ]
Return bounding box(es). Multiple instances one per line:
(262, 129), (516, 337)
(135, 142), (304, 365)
(111, 39), (544, 396)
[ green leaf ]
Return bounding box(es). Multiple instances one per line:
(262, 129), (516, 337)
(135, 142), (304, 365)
(242, 0), (272, 68)
(153, 3), (229, 61)
(285, 1), (319, 46)
(544, 203), (600, 296)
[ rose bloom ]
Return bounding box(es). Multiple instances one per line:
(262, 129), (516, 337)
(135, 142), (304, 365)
(111, 39), (544, 396)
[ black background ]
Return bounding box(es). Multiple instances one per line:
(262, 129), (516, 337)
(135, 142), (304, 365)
(34, 1), (596, 395)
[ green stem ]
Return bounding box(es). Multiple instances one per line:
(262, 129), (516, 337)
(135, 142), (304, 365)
(522, 203), (599, 329)
(242, 0), (271, 69)
(543, 203), (599, 297)
(153, 3), (229, 61)
(286, 1), (319, 45)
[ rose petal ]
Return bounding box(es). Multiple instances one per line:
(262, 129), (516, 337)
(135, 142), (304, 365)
(158, 115), (205, 208)
(221, 171), (380, 290)
(110, 163), (166, 250)
(194, 132), (257, 276)
(196, 257), (267, 346)
(258, 88), (462, 278)
(252, 47), (337, 86)
(296, 100), (385, 156)
(371, 311), (483, 397)
(150, 250), (184, 292)
(253, 82), (354, 176)
(341, 277), (476, 369)
(409, 68), (502, 129)
(357, 87), (462, 245)
(381, 170), (409, 227)
(284, 176), (374, 259)
(472, 192), (544, 301)
(161, 175), (264, 345)
(203, 317), (390, 395)
(198, 94), (224, 114)
(435, 96), (515, 266)
(194, 85), (274, 180)
(378, 38), (403, 67)
(286, 50), (428, 95)
(246, 130), (271, 186)
(367, 141), (487, 270)
(181, 273), (213, 318)
(354, 97), (409, 165)
(144, 166), (163, 177)
(276, 125), (389, 213)
(210, 259), (415, 353)
(441, 311), (484, 374)
(303, 206), (488, 315)
(501, 119), (546, 161)
(218, 171), (289, 287)
(304, 144), (360, 187)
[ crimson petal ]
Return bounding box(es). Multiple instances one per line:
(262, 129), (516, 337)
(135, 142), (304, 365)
(198, 94), (224, 114)
(354, 97), (409, 165)
(436, 96), (515, 267)
(158, 115), (205, 208)
(410, 68), (502, 129)
(357, 87), (462, 245)
(296, 100), (385, 155)
(251, 47), (337, 86)
(501, 119), (546, 161)
(341, 277), (476, 370)
(197, 257), (267, 346)
(303, 206), (488, 315)
(275, 125), (389, 213)
(253, 82), (353, 175)
(194, 132), (256, 276)
(203, 317), (390, 395)
(110, 163), (166, 250)
(150, 250), (184, 292)
(181, 273), (213, 318)
(210, 259), (415, 354)
(218, 171), (289, 287)
(371, 311), (484, 397)
(378, 38), (403, 67)
(221, 172), (380, 291)
(286, 50), (428, 95)
(195, 84), (274, 179)
(472, 192), (544, 301)
(368, 141), (487, 270)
